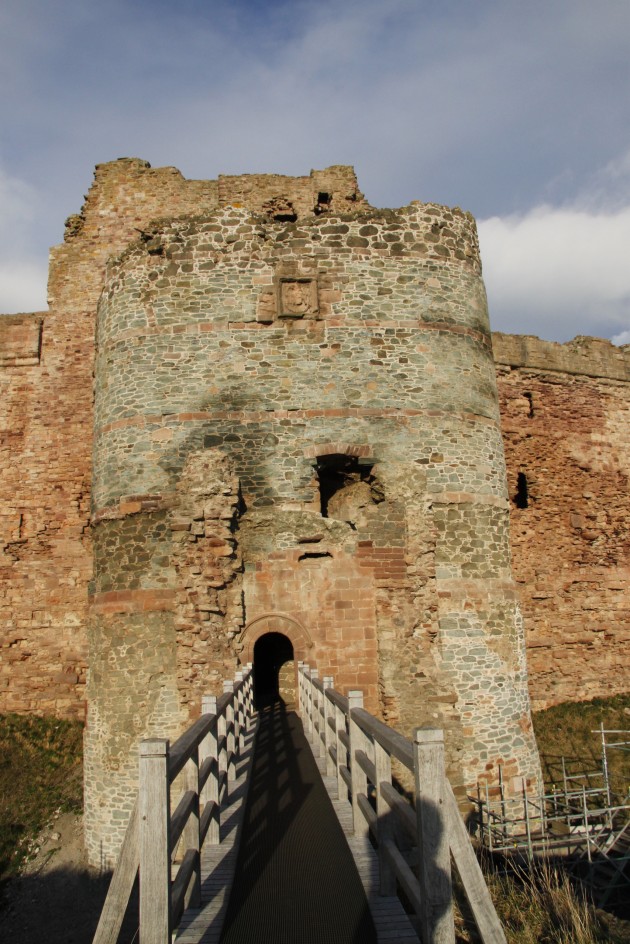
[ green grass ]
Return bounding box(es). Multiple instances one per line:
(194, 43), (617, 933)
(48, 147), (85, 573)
(0, 713), (83, 879)
(533, 693), (630, 802)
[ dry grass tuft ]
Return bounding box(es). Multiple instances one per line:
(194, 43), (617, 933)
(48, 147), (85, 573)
(453, 857), (630, 944)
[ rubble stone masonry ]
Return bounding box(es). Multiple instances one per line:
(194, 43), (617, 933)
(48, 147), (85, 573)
(0, 158), (627, 864)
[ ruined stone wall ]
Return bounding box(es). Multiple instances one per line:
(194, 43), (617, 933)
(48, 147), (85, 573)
(0, 302), (91, 717)
(0, 158), (364, 721)
(494, 333), (630, 709)
(86, 193), (541, 863)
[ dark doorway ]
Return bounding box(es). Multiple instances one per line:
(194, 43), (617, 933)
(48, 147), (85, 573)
(253, 633), (295, 709)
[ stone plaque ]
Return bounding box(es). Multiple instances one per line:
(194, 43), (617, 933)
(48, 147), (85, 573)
(278, 278), (318, 318)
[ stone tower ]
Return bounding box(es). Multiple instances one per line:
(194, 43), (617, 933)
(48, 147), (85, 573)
(84, 162), (542, 864)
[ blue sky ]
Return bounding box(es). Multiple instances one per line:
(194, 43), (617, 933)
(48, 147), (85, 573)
(1, 0), (629, 343)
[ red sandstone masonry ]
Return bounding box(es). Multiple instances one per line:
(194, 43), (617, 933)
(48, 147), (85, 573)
(90, 589), (176, 613)
(244, 549), (379, 713)
(494, 333), (630, 708)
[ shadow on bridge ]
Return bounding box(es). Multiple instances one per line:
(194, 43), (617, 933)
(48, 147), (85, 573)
(220, 697), (376, 944)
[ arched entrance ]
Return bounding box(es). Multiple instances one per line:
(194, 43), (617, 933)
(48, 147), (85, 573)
(253, 632), (295, 709)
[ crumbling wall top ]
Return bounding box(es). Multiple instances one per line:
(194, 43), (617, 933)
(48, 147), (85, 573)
(492, 331), (630, 382)
(62, 159), (370, 246)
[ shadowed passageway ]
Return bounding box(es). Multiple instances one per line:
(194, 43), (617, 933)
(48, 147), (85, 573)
(219, 701), (377, 944)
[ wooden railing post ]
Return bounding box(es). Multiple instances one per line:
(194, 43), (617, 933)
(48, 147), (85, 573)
(246, 663), (254, 717)
(317, 677), (328, 758)
(414, 728), (455, 944)
(375, 737), (396, 896)
(310, 669), (320, 755)
(303, 667), (313, 739)
(181, 749), (201, 909)
(323, 677), (335, 777)
(218, 694), (228, 797)
(139, 739), (172, 944)
(223, 680), (236, 782)
(297, 662), (305, 715)
(335, 699), (347, 801)
(201, 694), (220, 844)
(234, 670), (244, 750)
(348, 690), (368, 837)
(312, 674), (320, 745)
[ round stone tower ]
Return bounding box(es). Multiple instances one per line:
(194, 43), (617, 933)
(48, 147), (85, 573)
(87, 176), (542, 864)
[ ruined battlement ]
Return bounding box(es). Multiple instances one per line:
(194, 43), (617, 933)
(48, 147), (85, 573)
(492, 331), (630, 382)
(60, 157), (368, 244)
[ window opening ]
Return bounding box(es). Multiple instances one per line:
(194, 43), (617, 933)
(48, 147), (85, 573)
(514, 472), (529, 508)
(524, 392), (534, 418)
(298, 551), (333, 563)
(314, 192), (332, 214)
(315, 454), (383, 519)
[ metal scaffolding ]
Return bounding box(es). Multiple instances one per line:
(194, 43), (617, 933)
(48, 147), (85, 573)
(472, 727), (630, 908)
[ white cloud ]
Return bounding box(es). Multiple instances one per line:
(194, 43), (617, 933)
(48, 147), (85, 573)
(0, 167), (37, 238)
(0, 261), (47, 313)
(478, 203), (630, 342)
(0, 167), (47, 313)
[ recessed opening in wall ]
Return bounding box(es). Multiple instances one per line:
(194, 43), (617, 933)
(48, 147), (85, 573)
(298, 551), (333, 563)
(315, 454), (383, 521)
(314, 192), (332, 214)
(524, 392), (534, 418)
(514, 471), (529, 509)
(262, 194), (297, 223)
(263, 196), (298, 223)
(253, 632), (295, 709)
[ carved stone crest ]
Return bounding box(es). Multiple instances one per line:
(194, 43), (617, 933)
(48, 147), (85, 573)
(278, 278), (318, 318)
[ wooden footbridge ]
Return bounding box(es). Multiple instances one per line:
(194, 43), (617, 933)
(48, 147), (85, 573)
(92, 665), (506, 944)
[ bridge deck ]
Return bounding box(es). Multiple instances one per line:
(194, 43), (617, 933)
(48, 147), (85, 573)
(176, 703), (417, 944)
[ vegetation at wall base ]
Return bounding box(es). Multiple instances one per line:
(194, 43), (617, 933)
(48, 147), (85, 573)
(0, 713), (83, 881)
(467, 693), (630, 943)
(532, 693), (630, 803)
(478, 858), (629, 944)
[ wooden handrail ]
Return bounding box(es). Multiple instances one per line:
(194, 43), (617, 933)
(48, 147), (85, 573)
(298, 663), (506, 944)
(351, 705), (414, 769)
(92, 663), (254, 944)
(325, 688), (349, 713)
